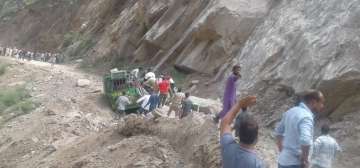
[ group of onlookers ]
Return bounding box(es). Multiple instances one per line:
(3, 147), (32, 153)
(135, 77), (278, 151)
(0, 46), (64, 64)
(116, 68), (193, 119)
(217, 65), (341, 168)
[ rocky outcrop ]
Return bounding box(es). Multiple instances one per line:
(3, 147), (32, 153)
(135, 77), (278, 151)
(232, 0), (360, 120)
(0, 0), (272, 75)
(1, 0), (359, 121)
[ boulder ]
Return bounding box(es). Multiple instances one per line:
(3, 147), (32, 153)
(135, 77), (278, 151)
(189, 96), (221, 114)
(191, 80), (200, 85)
(76, 79), (90, 87)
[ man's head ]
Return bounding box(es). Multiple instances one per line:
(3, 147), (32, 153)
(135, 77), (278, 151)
(236, 115), (258, 145)
(302, 90), (325, 113)
(177, 88), (182, 92)
(185, 92), (190, 98)
(232, 65), (241, 78)
(321, 124), (330, 135)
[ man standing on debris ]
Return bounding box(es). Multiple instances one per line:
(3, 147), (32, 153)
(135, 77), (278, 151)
(116, 92), (131, 116)
(158, 76), (170, 107)
(220, 96), (264, 168)
(275, 90), (325, 168)
(145, 90), (160, 115)
(137, 94), (151, 115)
(180, 92), (193, 119)
(214, 65), (242, 123)
(311, 124), (341, 168)
(167, 88), (185, 118)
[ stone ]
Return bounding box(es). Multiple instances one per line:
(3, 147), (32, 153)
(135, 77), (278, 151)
(76, 79), (90, 87)
(7, 81), (26, 87)
(191, 80), (200, 85)
(189, 96), (222, 114)
(75, 59), (83, 63)
(46, 109), (56, 116)
(31, 137), (39, 143)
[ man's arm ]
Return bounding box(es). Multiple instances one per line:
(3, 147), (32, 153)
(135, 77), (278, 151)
(220, 96), (256, 137)
(299, 117), (314, 168)
(301, 145), (310, 168)
(274, 113), (286, 152)
(136, 96), (145, 103)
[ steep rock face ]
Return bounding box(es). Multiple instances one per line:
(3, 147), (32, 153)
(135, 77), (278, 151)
(77, 0), (272, 74)
(233, 0), (360, 119)
(0, 0), (272, 74)
(0, 0), (85, 51)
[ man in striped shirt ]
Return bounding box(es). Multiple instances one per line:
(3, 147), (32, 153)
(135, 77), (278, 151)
(311, 124), (341, 168)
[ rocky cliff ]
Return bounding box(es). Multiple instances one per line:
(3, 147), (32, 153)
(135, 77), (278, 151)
(1, 0), (360, 167)
(235, 0), (360, 120)
(1, 0), (359, 124)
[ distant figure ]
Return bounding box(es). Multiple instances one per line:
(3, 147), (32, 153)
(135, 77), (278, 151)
(214, 65), (242, 123)
(137, 94), (151, 115)
(169, 76), (175, 97)
(275, 90), (326, 168)
(116, 92), (131, 115)
(143, 76), (157, 93)
(131, 68), (139, 79)
(220, 96), (263, 168)
(158, 76), (170, 107)
(167, 88), (184, 118)
(180, 92), (193, 119)
(311, 124), (341, 168)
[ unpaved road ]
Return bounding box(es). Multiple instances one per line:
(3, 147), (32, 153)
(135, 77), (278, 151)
(2, 56), (355, 168)
(0, 57), (220, 168)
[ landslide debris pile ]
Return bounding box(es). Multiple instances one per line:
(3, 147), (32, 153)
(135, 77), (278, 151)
(118, 114), (221, 168)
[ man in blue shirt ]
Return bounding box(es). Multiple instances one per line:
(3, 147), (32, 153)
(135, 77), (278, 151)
(220, 96), (265, 168)
(275, 90), (325, 168)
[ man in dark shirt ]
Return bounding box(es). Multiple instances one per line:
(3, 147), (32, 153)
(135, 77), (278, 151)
(181, 92), (193, 119)
(220, 96), (265, 168)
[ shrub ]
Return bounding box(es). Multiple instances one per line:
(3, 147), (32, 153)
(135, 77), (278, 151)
(0, 63), (7, 76)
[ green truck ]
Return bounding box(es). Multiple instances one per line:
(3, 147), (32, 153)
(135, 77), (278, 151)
(103, 69), (147, 113)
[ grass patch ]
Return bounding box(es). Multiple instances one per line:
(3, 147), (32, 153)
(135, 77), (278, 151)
(0, 86), (36, 125)
(0, 63), (7, 76)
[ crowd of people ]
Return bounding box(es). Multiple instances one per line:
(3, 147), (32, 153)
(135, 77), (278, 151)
(115, 68), (193, 120)
(218, 65), (341, 168)
(0, 46), (64, 64)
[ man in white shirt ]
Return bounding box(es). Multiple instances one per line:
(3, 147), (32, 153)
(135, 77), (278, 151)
(137, 94), (151, 114)
(144, 69), (156, 81)
(131, 68), (139, 79)
(116, 92), (131, 115)
(311, 124), (341, 168)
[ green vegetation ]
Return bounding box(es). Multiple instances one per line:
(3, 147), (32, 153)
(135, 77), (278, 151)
(0, 86), (37, 125)
(63, 31), (96, 59)
(0, 63), (7, 76)
(169, 67), (187, 87)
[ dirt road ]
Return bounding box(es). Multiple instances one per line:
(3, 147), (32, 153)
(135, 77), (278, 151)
(0, 57), (221, 168)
